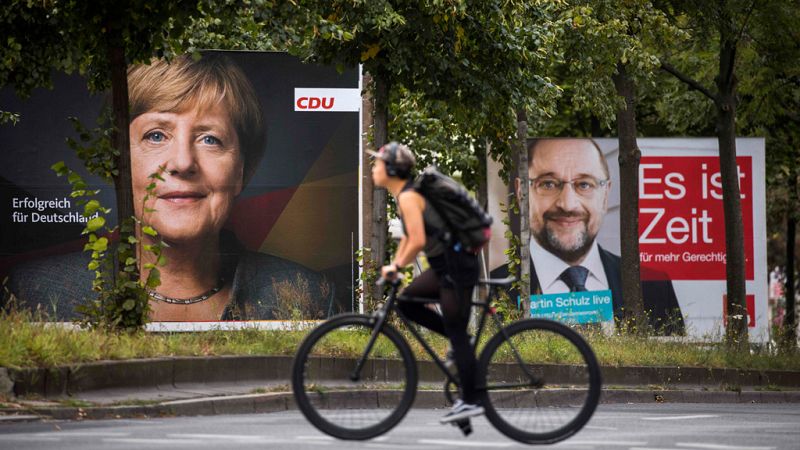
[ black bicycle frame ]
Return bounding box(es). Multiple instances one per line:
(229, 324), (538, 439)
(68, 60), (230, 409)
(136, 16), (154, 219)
(350, 280), (543, 391)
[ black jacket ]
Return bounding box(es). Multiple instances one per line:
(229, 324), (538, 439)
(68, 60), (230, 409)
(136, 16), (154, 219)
(490, 245), (685, 335)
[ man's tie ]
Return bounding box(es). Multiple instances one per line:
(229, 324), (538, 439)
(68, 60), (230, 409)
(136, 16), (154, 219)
(560, 266), (589, 292)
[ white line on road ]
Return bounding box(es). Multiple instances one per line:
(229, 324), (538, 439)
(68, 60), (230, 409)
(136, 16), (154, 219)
(168, 434), (271, 442)
(35, 431), (130, 437)
(584, 425), (619, 431)
(0, 436), (61, 442)
(630, 448), (690, 450)
(676, 443), (776, 450)
(103, 438), (207, 445)
(565, 441), (648, 446)
(168, 434), (332, 446)
(418, 439), (514, 448)
(641, 414), (719, 421)
(297, 435), (337, 441)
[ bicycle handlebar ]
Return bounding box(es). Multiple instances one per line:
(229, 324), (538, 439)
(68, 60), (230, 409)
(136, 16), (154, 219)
(376, 273), (404, 287)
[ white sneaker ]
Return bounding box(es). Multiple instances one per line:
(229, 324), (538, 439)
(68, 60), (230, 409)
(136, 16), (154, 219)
(440, 399), (484, 424)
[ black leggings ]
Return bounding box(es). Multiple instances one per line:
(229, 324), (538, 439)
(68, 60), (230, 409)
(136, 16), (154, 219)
(398, 268), (479, 404)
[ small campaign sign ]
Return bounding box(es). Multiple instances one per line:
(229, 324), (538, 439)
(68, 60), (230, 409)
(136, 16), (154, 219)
(527, 290), (614, 325)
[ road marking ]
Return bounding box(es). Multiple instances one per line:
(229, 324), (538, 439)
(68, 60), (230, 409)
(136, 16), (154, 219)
(583, 426), (619, 430)
(418, 439), (514, 448)
(296, 435), (336, 441)
(676, 443), (776, 450)
(566, 441), (647, 446)
(366, 443), (436, 449)
(630, 448), (691, 450)
(167, 434), (331, 446)
(103, 438), (206, 445)
(641, 414), (718, 421)
(0, 436), (61, 442)
(168, 434), (270, 441)
(35, 431), (129, 437)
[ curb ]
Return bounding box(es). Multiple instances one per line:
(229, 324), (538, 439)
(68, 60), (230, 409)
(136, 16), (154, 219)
(6, 356), (800, 398)
(6, 388), (800, 422)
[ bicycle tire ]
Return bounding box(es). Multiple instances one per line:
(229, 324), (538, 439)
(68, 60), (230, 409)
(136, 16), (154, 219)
(478, 319), (601, 444)
(292, 314), (418, 440)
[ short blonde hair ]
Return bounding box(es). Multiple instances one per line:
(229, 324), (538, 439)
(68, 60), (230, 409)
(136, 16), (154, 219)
(128, 53), (266, 185)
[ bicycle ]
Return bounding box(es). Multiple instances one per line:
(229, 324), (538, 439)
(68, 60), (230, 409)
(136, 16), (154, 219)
(291, 276), (602, 445)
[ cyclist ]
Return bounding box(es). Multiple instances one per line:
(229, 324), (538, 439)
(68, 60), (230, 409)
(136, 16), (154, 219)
(369, 141), (483, 423)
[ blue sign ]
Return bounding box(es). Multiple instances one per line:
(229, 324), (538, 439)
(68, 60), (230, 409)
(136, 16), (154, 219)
(526, 290), (614, 324)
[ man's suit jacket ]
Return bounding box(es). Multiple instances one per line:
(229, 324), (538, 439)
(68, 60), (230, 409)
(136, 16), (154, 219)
(490, 246), (685, 335)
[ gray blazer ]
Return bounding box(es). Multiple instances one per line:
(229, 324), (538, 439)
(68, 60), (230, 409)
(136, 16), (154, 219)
(3, 232), (332, 321)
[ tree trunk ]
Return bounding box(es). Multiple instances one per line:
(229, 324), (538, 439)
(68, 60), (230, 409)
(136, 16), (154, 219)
(360, 72), (375, 312)
(370, 74), (389, 303)
(477, 139), (489, 272)
(612, 63), (645, 333)
(107, 40), (135, 280)
(515, 109), (531, 317)
(716, 30), (749, 348)
(784, 164), (797, 350)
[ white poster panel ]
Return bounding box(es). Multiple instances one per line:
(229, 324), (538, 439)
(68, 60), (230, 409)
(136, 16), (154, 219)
(487, 137), (767, 341)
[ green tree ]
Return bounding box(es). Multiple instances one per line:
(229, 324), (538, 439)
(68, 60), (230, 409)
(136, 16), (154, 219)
(547, 1), (682, 332)
(737, 0), (800, 350)
(657, 0), (796, 347)
(295, 1), (559, 307)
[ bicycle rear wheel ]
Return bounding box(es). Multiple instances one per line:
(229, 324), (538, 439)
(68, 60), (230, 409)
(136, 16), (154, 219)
(478, 319), (601, 444)
(291, 314), (418, 440)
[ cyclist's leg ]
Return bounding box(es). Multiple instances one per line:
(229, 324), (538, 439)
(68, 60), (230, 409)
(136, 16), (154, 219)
(398, 269), (447, 336)
(440, 250), (481, 407)
(439, 283), (478, 403)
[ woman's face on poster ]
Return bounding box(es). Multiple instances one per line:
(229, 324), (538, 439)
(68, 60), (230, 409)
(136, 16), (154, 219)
(130, 102), (244, 244)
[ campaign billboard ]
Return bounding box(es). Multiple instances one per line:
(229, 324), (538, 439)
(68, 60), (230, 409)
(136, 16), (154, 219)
(487, 137), (768, 341)
(0, 51), (360, 325)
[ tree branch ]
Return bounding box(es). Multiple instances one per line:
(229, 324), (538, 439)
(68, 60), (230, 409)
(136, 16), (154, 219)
(660, 61), (716, 101)
(736, 0), (757, 43)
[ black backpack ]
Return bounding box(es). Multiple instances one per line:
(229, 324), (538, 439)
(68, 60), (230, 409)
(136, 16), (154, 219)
(413, 166), (493, 254)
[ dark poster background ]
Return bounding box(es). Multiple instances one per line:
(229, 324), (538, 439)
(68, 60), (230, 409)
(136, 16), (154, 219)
(0, 51), (359, 321)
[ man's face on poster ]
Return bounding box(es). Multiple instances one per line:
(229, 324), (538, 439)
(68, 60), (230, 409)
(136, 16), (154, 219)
(518, 139), (610, 264)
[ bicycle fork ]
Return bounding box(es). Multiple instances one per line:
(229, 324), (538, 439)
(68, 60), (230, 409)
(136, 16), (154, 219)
(349, 292), (396, 382)
(486, 311), (545, 390)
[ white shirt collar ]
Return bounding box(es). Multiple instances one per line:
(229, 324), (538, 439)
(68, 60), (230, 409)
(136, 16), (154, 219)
(529, 237), (609, 294)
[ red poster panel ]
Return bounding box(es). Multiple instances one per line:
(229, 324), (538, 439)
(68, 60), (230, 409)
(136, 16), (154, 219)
(638, 156), (754, 281)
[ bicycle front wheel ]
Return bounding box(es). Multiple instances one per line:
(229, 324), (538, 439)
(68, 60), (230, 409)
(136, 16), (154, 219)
(291, 314), (418, 440)
(478, 319), (601, 444)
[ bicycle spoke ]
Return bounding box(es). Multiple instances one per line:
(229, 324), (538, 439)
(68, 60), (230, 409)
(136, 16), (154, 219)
(479, 319), (601, 444)
(292, 315), (417, 440)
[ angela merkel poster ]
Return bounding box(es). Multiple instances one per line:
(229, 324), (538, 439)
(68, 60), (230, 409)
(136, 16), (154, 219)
(0, 51), (360, 327)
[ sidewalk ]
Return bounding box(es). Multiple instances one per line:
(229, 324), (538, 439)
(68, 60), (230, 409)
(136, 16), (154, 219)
(2, 356), (799, 422)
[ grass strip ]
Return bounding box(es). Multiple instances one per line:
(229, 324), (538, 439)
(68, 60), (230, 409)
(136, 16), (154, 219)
(0, 310), (797, 371)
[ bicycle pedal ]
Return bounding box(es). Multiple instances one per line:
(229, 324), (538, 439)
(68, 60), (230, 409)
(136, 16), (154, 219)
(455, 419), (472, 436)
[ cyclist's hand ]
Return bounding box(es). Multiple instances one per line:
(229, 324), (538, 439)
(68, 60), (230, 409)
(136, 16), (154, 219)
(380, 264), (399, 281)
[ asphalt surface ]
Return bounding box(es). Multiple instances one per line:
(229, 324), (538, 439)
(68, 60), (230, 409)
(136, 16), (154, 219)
(0, 403), (798, 450)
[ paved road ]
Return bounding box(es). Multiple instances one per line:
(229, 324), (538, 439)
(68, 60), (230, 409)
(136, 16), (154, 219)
(1, 403), (798, 450)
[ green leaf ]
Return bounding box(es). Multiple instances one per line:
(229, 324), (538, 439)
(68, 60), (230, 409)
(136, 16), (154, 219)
(91, 237), (109, 252)
(84, 199), (101, 215)
(146, 268), (161, 288)
(51, 161), (67, 175)
(142, 226), (158, 237)
(122, 299), (136, 311)
(86, 216), (105, 232)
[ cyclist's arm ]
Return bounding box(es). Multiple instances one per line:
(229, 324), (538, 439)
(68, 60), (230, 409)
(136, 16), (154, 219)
(392, 191), (426, 269)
